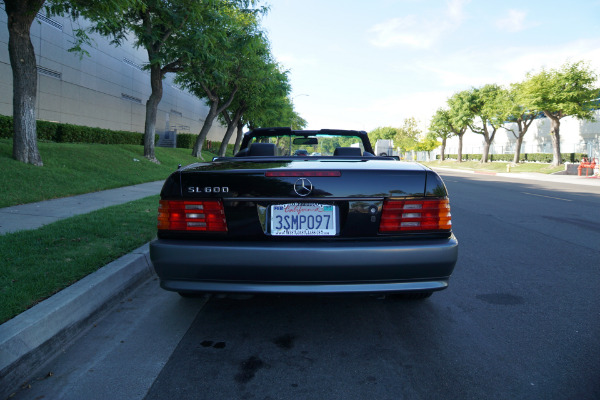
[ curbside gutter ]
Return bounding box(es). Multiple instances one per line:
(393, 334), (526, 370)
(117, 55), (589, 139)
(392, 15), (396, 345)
(0, 243), (154, 399)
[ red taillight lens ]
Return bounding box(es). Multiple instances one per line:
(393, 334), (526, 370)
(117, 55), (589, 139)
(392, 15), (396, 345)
(379, 199), (451, 233)
(158, 200), (227, 232)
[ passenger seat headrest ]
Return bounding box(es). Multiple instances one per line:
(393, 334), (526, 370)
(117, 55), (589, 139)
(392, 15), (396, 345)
(333, 147), (362, 156)
(248, 143), (276, 156)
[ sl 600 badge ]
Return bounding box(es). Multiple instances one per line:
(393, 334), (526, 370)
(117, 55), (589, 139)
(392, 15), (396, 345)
(188, 186), (229, 194)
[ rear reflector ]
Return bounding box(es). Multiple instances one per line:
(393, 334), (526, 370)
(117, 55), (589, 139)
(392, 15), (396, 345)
(379, 199), (451, 233)
(265, 171), (341, 177)
(158, 200), (227, 232)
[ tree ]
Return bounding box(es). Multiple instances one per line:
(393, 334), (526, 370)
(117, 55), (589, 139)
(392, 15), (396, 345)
(222, 62), (293, 156)
(64, 0), (227, 162)
(469, 84), (509, 163)
(504, 82), (538, 164)
(176, 4), (263, 159)
(428, 109), (454, 161)
(395, 117), (421, 152)
(368, 127), (397, 146)
(520, 61), (599, 166)
(446, 90), (472, 162)
(86, 0), (213, 162)
(4, 0), (134, 166)
(4, 0), (47, 166)
(242, 84), (307, 132)
(216, 39), (289, 157)
(449, 85), (508, 163)
(416, 131), (441, 161)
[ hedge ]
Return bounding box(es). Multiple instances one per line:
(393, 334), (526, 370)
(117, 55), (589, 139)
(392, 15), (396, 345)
(0, 115), (157, 145)
(0, 115), (12, 137)
(174, 135), (235, 155)
(176, 133), (196, 149)
(439, 153), (588, 163)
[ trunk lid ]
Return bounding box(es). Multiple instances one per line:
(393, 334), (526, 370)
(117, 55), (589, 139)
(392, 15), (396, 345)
(167, 159), (440, 200)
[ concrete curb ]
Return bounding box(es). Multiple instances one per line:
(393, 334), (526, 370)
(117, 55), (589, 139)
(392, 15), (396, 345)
(0, 243), (154, 399)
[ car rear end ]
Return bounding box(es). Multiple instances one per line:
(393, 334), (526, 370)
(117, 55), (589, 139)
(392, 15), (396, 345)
(150, 159), (458, 296)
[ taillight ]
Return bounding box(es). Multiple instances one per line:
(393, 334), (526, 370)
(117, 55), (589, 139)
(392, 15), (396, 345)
(379, 199), (451, 233)
(158, 200), (227, 232)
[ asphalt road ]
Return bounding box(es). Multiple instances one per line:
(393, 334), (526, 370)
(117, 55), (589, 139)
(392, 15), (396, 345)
(12, 171), (600, 400)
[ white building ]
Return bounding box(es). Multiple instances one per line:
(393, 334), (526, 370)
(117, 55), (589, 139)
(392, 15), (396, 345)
(0, 7), (226, 142)
(436, 112), (600, 161)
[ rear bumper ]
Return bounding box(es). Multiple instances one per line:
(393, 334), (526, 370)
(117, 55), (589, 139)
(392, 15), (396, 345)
(149, 235), (458, 294)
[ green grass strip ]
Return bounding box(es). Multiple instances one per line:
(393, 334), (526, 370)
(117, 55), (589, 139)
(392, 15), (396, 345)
(0, 139), (226, 208)
(420, 160), (565, 174)
(0, 195), (160, 324)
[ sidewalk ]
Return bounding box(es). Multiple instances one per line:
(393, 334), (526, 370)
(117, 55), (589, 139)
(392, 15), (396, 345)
(0, 181), (164, 235)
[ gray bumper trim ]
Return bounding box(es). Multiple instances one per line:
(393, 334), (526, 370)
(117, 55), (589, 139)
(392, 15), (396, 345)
(162, 279), (449, 294)
(150, 236), (458, 293)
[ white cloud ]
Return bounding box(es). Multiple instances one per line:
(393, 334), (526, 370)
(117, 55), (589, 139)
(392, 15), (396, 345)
(447, 0), (469, 21)
(299, 37), (600, 132)
(301, 91), (453, 132)
(368, 16), (434, 49)
(403, 38), (600, 92)
(496, 9), (530, 33)
(275, 53), (319, 69)
(415, 61), (492, 88)
(496, 38), (600, 83)
(368, 0), (470, 49)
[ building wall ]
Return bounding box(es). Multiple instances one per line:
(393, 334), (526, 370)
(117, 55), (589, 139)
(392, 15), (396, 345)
(0, 8), (226, 141)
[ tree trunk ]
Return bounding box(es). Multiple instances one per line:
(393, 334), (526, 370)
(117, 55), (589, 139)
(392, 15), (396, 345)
(457, 133), (464, 162)
(192, 101), (219, 158)
(218, 107), (244, 157)
(513, 134), (524, 164)
(143, 63), (163, 162)
(218, 112), (234, 157)
(6, 0), (45, 166)
(192, 85), (238, 158)
(546, 113), (562, 166)
(482, 141), (490, 163)
(233, 120), (244, 154)
(440, 137), (446, 161)
(218, 125), (235, 157)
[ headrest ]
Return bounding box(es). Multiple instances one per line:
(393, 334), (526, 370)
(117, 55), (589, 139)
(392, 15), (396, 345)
(248, 143), (276, 156)
(334, 147), (362, 156)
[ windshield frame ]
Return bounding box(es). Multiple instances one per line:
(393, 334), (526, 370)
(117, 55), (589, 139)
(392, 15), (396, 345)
(239, 128), (374, 155)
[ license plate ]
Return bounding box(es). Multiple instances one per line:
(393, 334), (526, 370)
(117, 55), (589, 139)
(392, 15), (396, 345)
(270, 203), (337, 236)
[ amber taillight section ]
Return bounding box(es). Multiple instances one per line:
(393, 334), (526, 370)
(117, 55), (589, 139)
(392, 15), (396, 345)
(158, 200), (227, 232)
(379, 199), (451, 233)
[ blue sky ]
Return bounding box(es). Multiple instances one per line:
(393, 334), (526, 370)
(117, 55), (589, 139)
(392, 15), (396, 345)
(261, 0), (600, 132)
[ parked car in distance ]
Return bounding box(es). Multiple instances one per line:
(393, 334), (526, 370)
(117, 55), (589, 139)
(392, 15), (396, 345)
(150, 128), (458, 299)
(293, 149), (309, 156)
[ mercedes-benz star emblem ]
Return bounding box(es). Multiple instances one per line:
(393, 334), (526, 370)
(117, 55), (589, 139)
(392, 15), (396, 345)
(294, 178), (313, 197)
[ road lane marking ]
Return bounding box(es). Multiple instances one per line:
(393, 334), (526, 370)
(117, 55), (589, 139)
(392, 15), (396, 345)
(521, 192), (572, 202)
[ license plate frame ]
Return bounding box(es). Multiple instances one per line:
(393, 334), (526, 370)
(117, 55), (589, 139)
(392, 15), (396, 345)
(269, 203), (338, 236)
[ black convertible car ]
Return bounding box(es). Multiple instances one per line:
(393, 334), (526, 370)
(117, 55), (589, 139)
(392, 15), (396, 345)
(150, 128), (458, 298)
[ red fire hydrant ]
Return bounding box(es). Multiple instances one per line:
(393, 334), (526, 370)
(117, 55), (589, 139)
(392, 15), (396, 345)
(578, 157), (597, 176)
